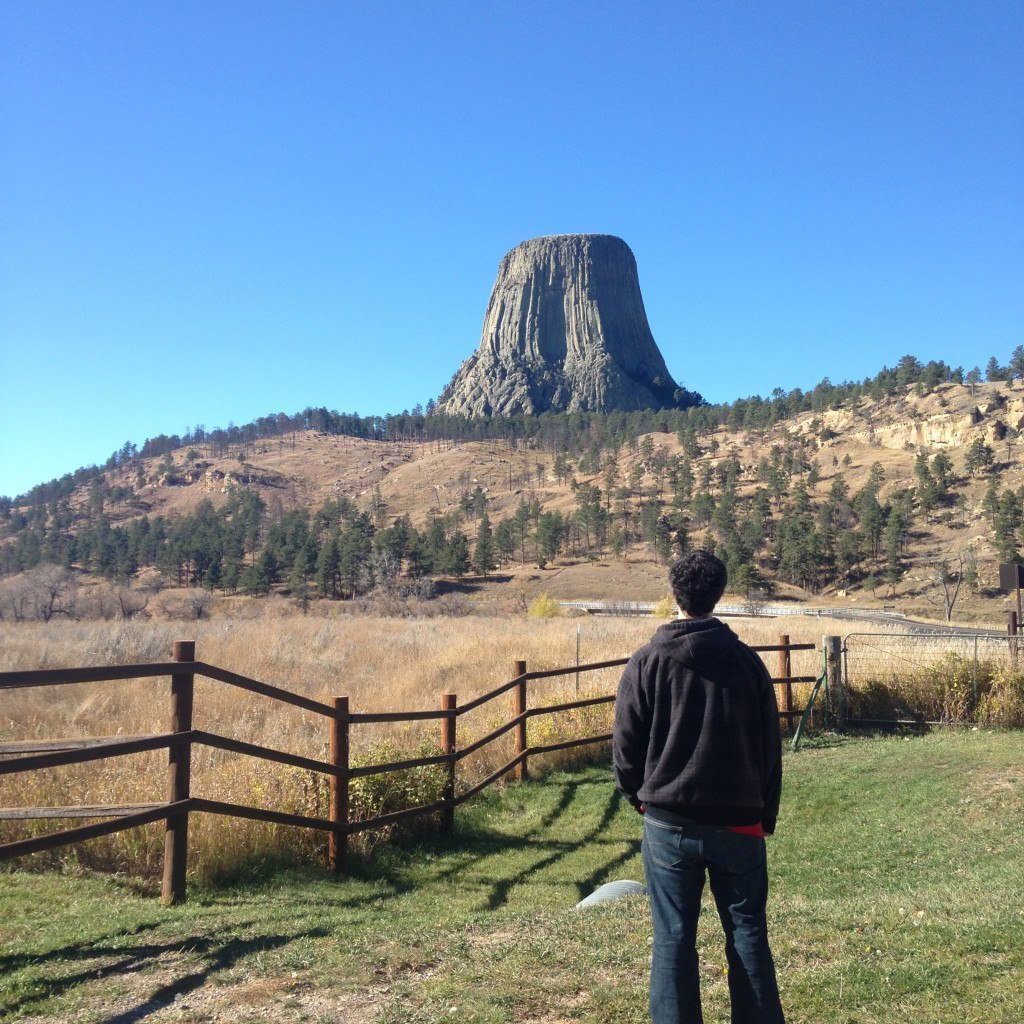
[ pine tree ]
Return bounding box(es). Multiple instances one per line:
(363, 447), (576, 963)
(493, 518), (516, 565)
(473, 513), (496, 576)
(535, 511), (564, 567)
(239, 559), (270, 596)
(965, 438), (995, 477)
(443, 531), (471, 577)
(994, 492), (1022, 561)
(982, 477), (1001, 523)
(931, 453), (954, 501)
(316, 534), (340, 598)
(1010, 346), (1024, 382)
(914, 452), (937, 513)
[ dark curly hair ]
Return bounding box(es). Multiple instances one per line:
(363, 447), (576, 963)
(669, 550), (727, 616)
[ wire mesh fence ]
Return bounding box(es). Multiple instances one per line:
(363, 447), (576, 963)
(842, 632), (1024, 727)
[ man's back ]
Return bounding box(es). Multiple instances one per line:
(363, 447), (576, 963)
(613, 616), (782, 833)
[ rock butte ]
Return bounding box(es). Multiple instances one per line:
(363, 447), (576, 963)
(438, 234), (685, 416)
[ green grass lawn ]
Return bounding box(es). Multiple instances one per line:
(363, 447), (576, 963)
(2, 731), (1022, 1023)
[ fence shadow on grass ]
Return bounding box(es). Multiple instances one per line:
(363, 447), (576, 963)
(1, 917), (332, 1024)
(100, 927), (333, 1024)
(3, 771), (640, 1021)
(0, 920), (168, 977)
(364, 771), (643, 912)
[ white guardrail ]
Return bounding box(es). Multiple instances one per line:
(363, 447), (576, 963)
(558, 600), (910, 620)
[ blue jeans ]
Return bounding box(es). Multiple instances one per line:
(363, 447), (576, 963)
(642, 815), (785, 1024)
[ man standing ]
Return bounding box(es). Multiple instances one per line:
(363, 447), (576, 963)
(613, 550), (785, 1024)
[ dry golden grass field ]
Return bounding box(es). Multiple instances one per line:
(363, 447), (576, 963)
(1, 611), (832, 881)
(4, 608), (1023, 885)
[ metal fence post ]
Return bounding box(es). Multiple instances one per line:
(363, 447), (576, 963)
(514, 660), (528, 781)
(777, 634), (792, 733)
(329, 696), (349, 874)
(162, 640), (194, 905)
(441, 693), (457, 831)
(972, 634), (979, 715)
(824, 636), (845, 729)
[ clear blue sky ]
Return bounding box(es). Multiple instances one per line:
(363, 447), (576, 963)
(2, 1), (1021, 497)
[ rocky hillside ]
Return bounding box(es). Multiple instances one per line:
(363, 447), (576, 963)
(2, 378), (1020, 623)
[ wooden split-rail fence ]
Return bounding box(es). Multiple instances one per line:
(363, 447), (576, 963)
(0, 635), (818, 904)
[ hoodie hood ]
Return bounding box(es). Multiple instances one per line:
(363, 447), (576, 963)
(650, 616), (737, 666)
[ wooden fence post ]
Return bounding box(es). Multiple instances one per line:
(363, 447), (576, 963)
(824, 635), (845, 729)
(514, 660), (528, 782)
(777, 634), (792, 734)
(329, 696), (349, 874)
(441, 693), (457, 832)
(162, 640), (195, 905)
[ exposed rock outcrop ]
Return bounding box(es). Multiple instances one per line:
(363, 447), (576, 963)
(438, 234), (693, 416)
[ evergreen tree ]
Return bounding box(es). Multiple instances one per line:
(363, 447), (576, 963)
(965, 438), (995, 477)
(421, 517), (448, 574)
(673, 458), (694, 509)
(338, 517), (373, 597)
(473, 513), (496, 576)
(774, 481), (824, 591)
(1010, 346), (1024, 382)
(493, 518), (516, 565)
(535, 511), (564, 567)
(914, 452), (937, 513)
(202, 558), (222, 591)
(931, 453), (954, 501)
(239, 559), (270, 596)
(442, 531), (471, 577)
(994, 491), (1022, 561)
(316, 534), (340, 598)
(512, 498), (533, 564)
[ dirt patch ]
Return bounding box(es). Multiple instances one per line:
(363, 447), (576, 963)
(15, 961), (427, 1024)
(969, 768), (1023, 797)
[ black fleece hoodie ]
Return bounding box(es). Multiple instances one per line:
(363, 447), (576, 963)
(612, 616), (782, 834)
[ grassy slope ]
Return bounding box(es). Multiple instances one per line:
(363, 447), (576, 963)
(2, 732), (1022, 1023)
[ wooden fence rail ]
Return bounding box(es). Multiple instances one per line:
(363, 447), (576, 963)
(0, 635), (818, 903)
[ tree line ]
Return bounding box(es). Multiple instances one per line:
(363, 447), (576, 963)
(1, 348), (1020, 607)
(7, 348), (1023, 513)
(1, 414), (1005, 611)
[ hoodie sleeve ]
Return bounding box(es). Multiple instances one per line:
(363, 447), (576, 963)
(759, 660), (783, 835)
(612, 653), (650, 809)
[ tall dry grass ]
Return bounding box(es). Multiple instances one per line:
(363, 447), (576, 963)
(0, 612), (824, 882)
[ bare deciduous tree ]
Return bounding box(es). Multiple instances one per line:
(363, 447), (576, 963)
(0, 576), (31, 622)
(914, 547), (969, 622)
(30, 566), (79, 622)
(184, 589), (212, 620)
(157, 588), (212, 621)
(0, 566), (79, 622)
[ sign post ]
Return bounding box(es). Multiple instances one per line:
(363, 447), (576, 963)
(998, 563), (1024, 632)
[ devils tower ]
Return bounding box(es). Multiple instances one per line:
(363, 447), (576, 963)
(438, 234), (690, 416)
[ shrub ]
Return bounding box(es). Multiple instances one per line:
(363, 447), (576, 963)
(347, 740), (448, 851)
(850, 653), (1024, 728)
(528, 593), (562, 619)
(977, 668), (1024, 727)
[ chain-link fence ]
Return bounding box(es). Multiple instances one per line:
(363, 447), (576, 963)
(842, 632), (1024, 727)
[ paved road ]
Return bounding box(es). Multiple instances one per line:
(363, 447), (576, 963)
(559, 600), (1004, 637)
